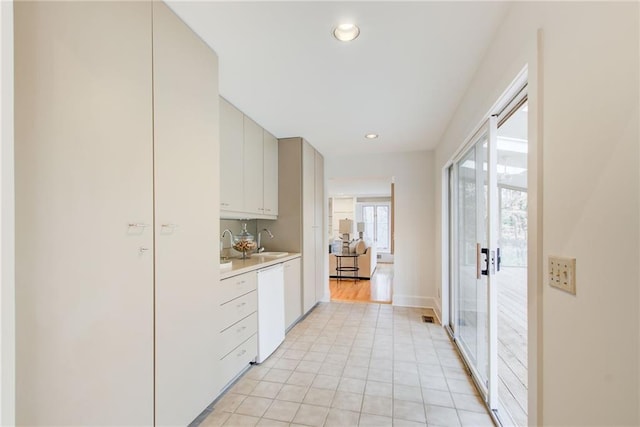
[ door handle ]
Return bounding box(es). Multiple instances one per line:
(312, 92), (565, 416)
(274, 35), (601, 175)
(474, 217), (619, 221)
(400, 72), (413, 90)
(480, 247), (489, 276)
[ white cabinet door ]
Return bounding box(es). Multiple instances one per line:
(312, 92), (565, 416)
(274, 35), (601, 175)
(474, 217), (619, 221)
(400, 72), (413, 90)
(263, 130), (279, 216)
(283, 258), (302, 329)
(302, 142), (317, 313)
(220, 98), (244, 212)
(14, 2), (154, 424)
(152, 2), (220, 425)
(314, 151), (326, 303)
(243, 116), (264, 215)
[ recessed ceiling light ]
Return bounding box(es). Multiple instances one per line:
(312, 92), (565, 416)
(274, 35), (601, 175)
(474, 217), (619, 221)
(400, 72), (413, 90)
(364, 133), (379, 140)
(333, 23), (360, 42)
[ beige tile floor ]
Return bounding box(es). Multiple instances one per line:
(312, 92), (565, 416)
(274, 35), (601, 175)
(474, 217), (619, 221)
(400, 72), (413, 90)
(198, 302), (495, 427)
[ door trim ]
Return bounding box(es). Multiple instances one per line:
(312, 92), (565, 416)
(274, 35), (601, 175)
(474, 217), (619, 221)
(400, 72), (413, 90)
(442, 65), (533, 426)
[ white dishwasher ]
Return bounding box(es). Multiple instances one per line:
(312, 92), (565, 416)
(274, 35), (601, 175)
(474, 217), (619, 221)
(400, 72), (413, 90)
(256, 263), (285, 363)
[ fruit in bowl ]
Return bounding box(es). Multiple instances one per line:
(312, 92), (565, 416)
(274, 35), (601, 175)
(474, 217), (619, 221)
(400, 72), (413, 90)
(232, 239), (257, 254)
(232, 223), (256, 258)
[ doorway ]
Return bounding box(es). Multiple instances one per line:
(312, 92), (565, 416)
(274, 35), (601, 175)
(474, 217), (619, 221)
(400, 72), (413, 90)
(447, 86), (528, 426)
(327, 177), (394, 304)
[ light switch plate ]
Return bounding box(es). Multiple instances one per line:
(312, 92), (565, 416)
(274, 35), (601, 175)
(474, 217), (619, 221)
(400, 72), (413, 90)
(548, 256), (576, 295)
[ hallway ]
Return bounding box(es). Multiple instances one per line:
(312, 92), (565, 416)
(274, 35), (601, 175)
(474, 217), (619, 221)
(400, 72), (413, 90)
(198, 302), (494, 426)
(329, 264), (393, 304)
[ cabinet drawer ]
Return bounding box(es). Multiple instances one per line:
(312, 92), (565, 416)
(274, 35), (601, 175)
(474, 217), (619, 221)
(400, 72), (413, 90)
(219, 334), (257, 388)
(220, 271), (257, 303)
(219, 312), (257, 358)
(220, 290), (257, 331)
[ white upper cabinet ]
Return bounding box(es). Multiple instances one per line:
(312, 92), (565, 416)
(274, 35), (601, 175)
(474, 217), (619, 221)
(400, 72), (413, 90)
(263, 130), (279, 216)
(243, 116), (264, 215)
(220, 98), (278, 219)
(220, 98), (244, 211)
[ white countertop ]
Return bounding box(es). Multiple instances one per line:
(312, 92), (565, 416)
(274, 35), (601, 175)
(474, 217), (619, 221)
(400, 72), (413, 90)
(220, 253), (301, 280)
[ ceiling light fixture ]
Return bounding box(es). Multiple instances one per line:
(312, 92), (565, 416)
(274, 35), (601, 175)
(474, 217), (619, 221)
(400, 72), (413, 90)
(333, 23), (360, 42)
(364, 133), (379, 140)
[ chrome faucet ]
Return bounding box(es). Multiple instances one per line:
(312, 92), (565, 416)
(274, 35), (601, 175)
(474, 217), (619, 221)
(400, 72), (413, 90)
(257, 228), (274, 253)
(221, 229), (234, 259)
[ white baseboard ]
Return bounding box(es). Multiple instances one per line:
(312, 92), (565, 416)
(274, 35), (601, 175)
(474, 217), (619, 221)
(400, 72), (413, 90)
(392, 295), (438, 309)
(432, 299), (442, 324)
(392, 295), (442, 323)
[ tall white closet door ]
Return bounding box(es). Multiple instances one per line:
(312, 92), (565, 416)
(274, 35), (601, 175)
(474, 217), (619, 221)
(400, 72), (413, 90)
(314, 151), (325, 302)
(14, 2), (154, 425)
(302, 142), (316, 313)
(152, 3), (220, 425)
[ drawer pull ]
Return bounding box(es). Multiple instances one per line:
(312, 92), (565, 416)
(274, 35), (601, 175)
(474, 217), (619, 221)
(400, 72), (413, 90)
(236, 302), (246, 308)
(128, 223), (149, 228)
(236, 326), (246, 333)
(237, 280), (246, 285)
(237, 349), (246, 357)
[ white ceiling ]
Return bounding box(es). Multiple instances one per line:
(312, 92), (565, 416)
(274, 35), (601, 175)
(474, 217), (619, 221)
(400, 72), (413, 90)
(168, 1), (510, 157)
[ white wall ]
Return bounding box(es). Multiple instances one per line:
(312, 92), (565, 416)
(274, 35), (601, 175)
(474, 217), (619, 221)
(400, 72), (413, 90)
(326, 151), (436, 308)
(434, 2), (639, 425)
(0, 0), (15, 424)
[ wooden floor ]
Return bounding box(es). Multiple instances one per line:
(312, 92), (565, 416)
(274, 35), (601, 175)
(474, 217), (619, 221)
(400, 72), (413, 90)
(329, 263), (393, 304)
(497, 266), (528, 426)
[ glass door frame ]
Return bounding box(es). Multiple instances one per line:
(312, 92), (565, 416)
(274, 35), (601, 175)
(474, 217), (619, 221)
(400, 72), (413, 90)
(449, 116), (499, 406)
(446, 82), (529, 426)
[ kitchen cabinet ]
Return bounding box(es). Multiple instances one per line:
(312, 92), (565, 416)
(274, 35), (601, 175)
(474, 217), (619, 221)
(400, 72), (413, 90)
(218, 271), (258, 388)
(243, 116), (264, 215)
(220, 98), (244, 211)
(220, 98), (278, 219)
(15, 2), (219, 425)
(314, 151), (326, 303)
(262, 138), (326, 316)
(283, 258), (302, 329)
(263, 130), (279, 216)
(302, 143), (317, 312)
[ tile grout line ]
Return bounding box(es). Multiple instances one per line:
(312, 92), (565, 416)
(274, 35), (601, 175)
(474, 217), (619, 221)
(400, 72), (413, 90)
(201, 303), (494, 427)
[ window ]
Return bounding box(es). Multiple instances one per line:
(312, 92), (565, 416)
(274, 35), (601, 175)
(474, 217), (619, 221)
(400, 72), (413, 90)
(362, 203), (391, 253)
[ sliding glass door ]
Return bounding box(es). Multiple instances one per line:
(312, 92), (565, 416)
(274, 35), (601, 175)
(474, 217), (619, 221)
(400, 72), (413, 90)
(449, 87), (528, 426)
(454, 121), (492, 395)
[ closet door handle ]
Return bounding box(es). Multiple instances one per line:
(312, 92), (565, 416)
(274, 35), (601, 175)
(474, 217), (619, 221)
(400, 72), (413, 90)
(129, 223), (150, 228)
(139, 247), (150, 254)
(161, 223), (179, 228)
